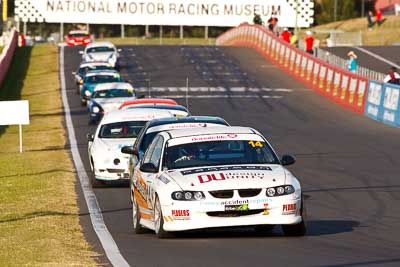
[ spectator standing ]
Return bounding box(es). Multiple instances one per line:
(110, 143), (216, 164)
(367, 11), (373, 30)
(268, 13), (278, 32)
(347, 51), (358, 73)
(304, 31), (314, 55)
(280, 28), (291, 43)
(384, 67), (400, 84)
(376, 9), (382, 26)
(253, 13), (263, 25)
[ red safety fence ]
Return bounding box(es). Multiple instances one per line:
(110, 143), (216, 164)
(216, 23), (368, 114)
(0, 28), (18, 88)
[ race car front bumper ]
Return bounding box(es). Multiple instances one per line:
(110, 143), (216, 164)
(161, 195), (303, 232)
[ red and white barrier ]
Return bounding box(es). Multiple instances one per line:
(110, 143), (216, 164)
(0, 28), (18, 88)
(216, 24), (368, 114)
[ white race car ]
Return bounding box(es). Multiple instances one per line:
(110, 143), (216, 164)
(79, 41), (121, 69)
(87, 108), (174, 186)
(129, 126), (306, 238)
(88, 82), (137, 124)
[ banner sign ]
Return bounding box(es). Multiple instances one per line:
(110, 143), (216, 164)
(0, 100), (30, 125)
(15, 0), (314, 27)
(365, 81), (400, 127)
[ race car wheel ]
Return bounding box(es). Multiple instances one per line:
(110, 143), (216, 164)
(282, 196), (307, 236)
(132, 192), (146, 234)
(90, 162), (102, 188)
(154, 195), (169, 238)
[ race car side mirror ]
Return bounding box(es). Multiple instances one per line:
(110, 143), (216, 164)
(87, 133), (94, 142)
(117, 48), (122, 52)
(281, 154), (296, 166)
(79, 50), (84, 54)
(140, 162), (158, 173)
(72, 71), (76, 75)
(121, 146), (137, 156)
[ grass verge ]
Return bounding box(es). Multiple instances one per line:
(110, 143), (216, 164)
(309, 15), (400, 46)
(0, 45), (97, 266)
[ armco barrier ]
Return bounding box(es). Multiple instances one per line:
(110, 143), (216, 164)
(216, 24), (368, 114)
(365, 81), (400, 127)
(0, 28), (18, 88)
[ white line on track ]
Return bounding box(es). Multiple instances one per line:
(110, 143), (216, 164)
(59, 47), (130, 267)
(133, 87), (307, 93)
(354, 47), (400, 69)
(147, 95), (284, 99)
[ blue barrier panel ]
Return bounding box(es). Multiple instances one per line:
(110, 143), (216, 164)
(365, 81), (400, 127)
(382, 84), (400, 127)
(365, 81), (384, 121)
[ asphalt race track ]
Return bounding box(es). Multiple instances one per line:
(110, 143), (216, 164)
(63, 45), (400, 267)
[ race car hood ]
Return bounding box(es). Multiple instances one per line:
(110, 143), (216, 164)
(94, 97), (137, 113)
(95, 138), (136, 154)
(87, 52), (115, 62)
(165, 165), (286, 191)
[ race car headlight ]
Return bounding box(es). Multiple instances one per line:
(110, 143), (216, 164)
(92, 106), (100, 113)
(85, 90), (91, 97)
(266, 187), (276, 197)
(172, 191), (205, 201)
(266, 185), (295, 197)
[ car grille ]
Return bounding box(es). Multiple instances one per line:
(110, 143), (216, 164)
(106, 168), (125, 173)
(207, 209), (264, 217)
(238, 189), (262, 197)
(209, 189), (262, 198)
(209, 190), (234, 199)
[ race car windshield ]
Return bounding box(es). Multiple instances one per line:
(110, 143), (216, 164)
(69, 33), (89, 38)
(99, 121), (146, 139)
(165, 140), (280, 170)
(79, 65), (113, 75)
(92, 89), (134, 98)
(85, 75), (121, 84)
(86, 47), (115, 53)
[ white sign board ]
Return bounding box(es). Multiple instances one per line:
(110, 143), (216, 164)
(15, 0), (314, 27)
(0, 100), (30, 125)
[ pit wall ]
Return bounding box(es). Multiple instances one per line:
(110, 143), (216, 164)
(216, 23), (400, 127)
(0, 28), (18, 87)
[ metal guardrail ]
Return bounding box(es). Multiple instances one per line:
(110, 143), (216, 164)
(315, 47), (386, 81)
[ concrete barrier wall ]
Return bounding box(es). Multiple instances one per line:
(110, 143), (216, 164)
(217, 23), (400, 128)
(0, 28), (18, 88)
(216, 23), (368, 114)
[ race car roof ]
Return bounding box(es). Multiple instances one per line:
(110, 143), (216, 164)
(94, 82), (134, 91)
(165, 126), (259, 139)
(119, 98), (177, 109)
(146, 116), (228, 129)
(85, 70), (120, 77)
(144, 116), (229, 134)
(79, 61), (112, 68)
(126, 104), (187, 112)
(86, 41), (115, 49)
(68, 30), (89, 35)
(100, 108), (173, 124)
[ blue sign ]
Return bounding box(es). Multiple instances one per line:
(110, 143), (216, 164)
(365, 81), (400, 127)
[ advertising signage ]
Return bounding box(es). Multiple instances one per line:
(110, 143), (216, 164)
(15, 0), (314, 27)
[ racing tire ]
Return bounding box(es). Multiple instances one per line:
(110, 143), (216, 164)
(132, 192), (146, 234)
(154, 195), (170, 238)
(282, 196), (307, 237)
(90, 162), (103, 188)
(90, 174), (102, 188)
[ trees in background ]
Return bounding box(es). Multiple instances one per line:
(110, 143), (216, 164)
(315, 0), (377, 25)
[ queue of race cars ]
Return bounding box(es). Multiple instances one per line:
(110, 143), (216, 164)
(72, 39), (306, 238)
